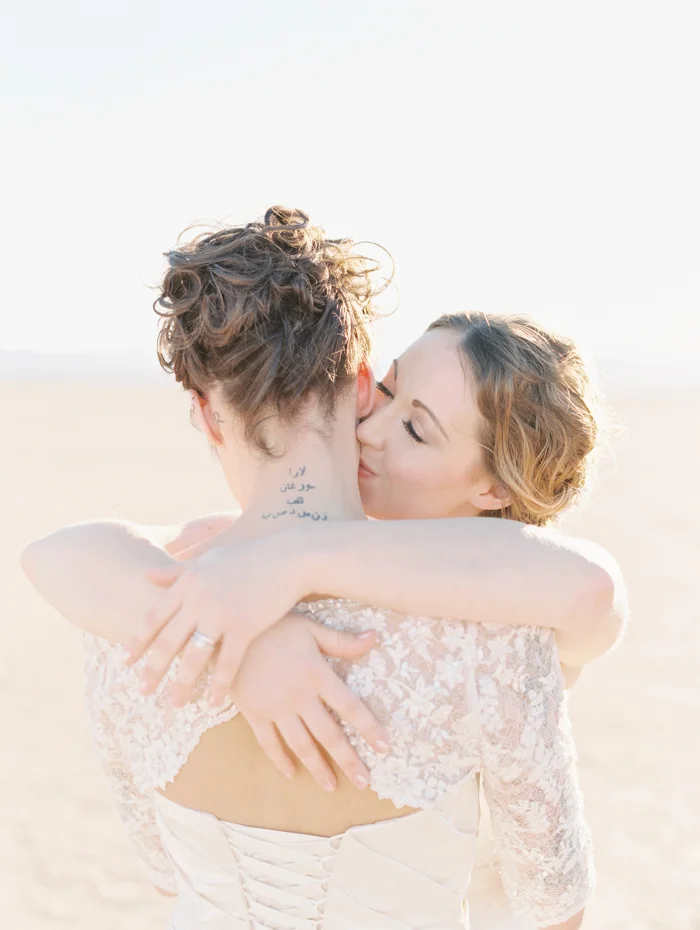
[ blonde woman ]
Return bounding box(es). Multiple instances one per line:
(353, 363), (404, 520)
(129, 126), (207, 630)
(23, 208), (624, 929)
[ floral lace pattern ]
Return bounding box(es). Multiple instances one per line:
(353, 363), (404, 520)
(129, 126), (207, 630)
(475, 624), (595, 927)
(296, 601), (483, 810)
(83, 600), (594, 925)
(83, 634), (238, 892)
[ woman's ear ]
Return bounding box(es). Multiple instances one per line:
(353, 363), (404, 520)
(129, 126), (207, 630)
(190, 390), (225, 447)
(473, 481), (511, 514)
(356, 362), (376, 421)
(468, 465), (511, 514)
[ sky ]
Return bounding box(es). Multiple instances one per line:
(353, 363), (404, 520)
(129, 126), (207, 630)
(2, 1), (699, 382)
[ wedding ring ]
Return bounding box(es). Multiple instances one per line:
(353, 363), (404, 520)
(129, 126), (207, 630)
(190, 630), (219, 651)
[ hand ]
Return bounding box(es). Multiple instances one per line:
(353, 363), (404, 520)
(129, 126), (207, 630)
(231, 611), (390, 791)
(125, 534), (305, 705)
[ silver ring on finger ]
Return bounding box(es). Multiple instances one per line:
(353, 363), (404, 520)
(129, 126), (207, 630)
(190, 630), (219, 651)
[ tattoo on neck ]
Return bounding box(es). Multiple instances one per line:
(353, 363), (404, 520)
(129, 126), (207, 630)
(213, 411), (225, 426)
(262, 466), (328, 523)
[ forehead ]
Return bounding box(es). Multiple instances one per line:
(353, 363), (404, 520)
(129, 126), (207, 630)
(394, 328), (481, 436)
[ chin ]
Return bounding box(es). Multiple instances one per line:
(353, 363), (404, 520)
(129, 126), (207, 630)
(360, 483), (429, 521)
(361, 497), (406, 521)
(359, 490), (385, 520)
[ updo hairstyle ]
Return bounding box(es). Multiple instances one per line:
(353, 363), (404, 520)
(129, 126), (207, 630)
(155, 206), (386, 453)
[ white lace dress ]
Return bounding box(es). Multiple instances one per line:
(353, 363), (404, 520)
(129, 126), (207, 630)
(84, 599), (594, 929)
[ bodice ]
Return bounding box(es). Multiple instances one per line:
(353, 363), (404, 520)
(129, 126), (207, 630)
(84, 598), (594, 928)
(154, 784), (480, 930)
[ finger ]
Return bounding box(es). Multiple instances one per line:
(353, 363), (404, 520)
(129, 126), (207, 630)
(246, 719), (296, 780)
(170, 632), (220, 707)
(138, 613), (195, 695)
(124, 583), (184, 666)
(312, 625), (377, 659)
(207, 636), (246, 707)
(320, 671), (390, 754)
(146, 563), (187, 587)
(276, 716), (337, 792)
(301, 699), (371, 790)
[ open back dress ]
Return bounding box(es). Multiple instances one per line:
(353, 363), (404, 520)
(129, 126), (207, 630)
(84, 598), (594, 929)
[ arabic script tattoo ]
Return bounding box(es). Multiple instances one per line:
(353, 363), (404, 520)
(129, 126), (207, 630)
(262, 466), (328, 522)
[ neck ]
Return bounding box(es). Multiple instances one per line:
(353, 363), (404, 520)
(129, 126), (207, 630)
(232, 421), (366, 536)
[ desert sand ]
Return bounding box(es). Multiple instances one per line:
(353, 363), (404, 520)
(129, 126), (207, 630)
(2, 381), (698, 929)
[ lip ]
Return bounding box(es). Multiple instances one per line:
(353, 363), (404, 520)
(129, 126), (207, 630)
(358, 458), (378, 478)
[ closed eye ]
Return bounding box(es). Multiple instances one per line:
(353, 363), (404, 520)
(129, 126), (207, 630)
(403, 419), (425, 444)
(375, 380), (394, 399)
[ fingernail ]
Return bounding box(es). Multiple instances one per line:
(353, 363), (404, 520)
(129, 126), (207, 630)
(208, 693), (221, 706)
(354, 774), (368, 789)
(375, 740), (390, 754)
(139, 680), (150, 694)
(283, 768), (295, 780)
(322, 779), (336, 793)
(358, 631), (374, 639)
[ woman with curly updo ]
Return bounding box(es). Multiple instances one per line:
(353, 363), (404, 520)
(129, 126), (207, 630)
(23, 206), (626, 930)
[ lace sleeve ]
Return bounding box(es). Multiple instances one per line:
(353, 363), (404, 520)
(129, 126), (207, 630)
(101, 753), (177, 893)
(475, 625), (595, 928)
(83, 635), (177, 893)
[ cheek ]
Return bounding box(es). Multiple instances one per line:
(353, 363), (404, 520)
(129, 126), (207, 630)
(380, 447), (464, 516)
(385, 448), (436, 491)
(358, 444), (428, 518)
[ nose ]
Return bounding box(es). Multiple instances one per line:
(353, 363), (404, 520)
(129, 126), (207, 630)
(356, 397), (389, 451)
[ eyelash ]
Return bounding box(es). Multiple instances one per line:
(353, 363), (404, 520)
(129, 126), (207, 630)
(376, 381), (425, 444)
(402, 419), (425, 444)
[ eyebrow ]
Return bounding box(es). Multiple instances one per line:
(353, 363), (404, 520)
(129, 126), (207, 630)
(393, 358), (450, 441)
(412, 400), (450, 440)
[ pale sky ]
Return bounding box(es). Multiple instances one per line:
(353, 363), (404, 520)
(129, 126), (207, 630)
(2, 1), (699, 380)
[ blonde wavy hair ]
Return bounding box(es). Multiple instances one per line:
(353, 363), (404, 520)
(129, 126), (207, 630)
(428, 311), (607, 526)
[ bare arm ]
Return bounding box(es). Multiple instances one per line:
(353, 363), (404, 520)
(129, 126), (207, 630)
(291, 518), (627, 666)
(145, 512), (240, 556)
(128, 513), (624, 709)
(20, 518), (389, 791)
(20, 511), (242, 643)
(21, 521), (177, 644)
(125, 511), (626, 669)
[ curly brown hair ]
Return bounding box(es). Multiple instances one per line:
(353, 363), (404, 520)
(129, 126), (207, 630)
(155, 206), (386, 454)
(428, 311), (606, 526)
